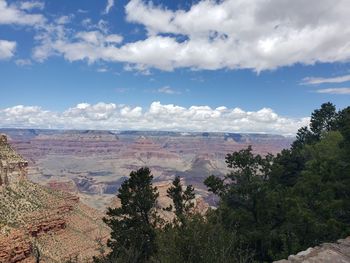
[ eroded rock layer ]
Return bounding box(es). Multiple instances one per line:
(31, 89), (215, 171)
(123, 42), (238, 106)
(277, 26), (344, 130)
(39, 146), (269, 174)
(0, 134), (109, 263)
(1, 129), (293, 210)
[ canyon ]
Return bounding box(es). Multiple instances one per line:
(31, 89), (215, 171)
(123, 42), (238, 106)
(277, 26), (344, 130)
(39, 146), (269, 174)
(0, 129), (293, 210)
(0, 134), (109, 262)
(0, 129), (291, 262)
(2, 129), (349, 262)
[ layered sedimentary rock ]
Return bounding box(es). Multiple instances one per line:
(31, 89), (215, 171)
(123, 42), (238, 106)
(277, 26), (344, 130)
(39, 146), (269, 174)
(274, 237), (350, 263)
(0, 134), (109, 262)
(0, 230), (33, 263)
(1, 129), (293, 210)
(0, 134), (28, 187)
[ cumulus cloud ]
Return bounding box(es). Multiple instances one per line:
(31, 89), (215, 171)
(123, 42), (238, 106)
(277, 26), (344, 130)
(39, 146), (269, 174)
(104, 0), (114, 14)
(315, 87), (350, 94)
(0, 102), (309, 135)
(301, 74), (350, 85)
(30, 0), (350, 72)
(0, 40), (16, 59)
(0, 0), (45, 26)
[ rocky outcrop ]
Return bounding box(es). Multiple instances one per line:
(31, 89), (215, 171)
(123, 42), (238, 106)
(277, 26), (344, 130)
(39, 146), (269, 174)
(0, 134), (28, 187)
(0, 230), (33, 263)
(0, 134), (109, 263)
(25, 195), (80, 237)
(274, 237), (350, 263)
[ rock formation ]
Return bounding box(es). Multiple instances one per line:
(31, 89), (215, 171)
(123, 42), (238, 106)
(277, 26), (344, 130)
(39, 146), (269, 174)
(0, 230), (33, 263)
(0, 129), (293, 210)
(0, 134), (109, 262)
(0, 134), (28, 187)
(274, 237), (350, 263)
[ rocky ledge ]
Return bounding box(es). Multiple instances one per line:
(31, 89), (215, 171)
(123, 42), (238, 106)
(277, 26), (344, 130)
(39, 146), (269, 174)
(0, 230), (33, 263)
(0, 134), (109, 262)
(275, 237), (350, 263)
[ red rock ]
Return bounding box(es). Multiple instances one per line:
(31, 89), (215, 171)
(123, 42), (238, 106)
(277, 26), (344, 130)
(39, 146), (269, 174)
(0, 230), (33, 263)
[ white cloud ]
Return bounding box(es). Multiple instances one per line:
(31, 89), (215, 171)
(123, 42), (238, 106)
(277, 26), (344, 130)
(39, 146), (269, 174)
(15, 58), (32, 66)
(315, 87), (350, 94)
(20, 1), (44, 11)
(0, 40), (16, 59)
(0, 102), (309, 135)
(30, 0), (350, 72)
(301, 74), (350, 85)
(64, 102), (117, 121)
(76, 31), (103, 45)
(55, 15), (72, 25)
(105, 34), (123, 44)
(104, 0), (114, 14)
(156, 86), (180, 95)
(0, 0), (45, 26)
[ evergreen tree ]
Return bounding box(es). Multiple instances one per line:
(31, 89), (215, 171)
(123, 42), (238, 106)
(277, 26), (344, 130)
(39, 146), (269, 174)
(100, 167), (159, 263)
(94, 103), (350, 263)
(205, 146), (275, 262)
(310, 102), (339, 138)
(165, 176), (195, 224)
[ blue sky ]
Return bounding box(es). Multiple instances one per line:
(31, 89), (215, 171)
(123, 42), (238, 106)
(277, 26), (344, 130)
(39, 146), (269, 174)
(0, 0), (349, 134)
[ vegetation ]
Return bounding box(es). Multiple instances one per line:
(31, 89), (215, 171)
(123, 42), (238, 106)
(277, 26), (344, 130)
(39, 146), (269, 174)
(94, 167), (159, 263)
(95, 102), (350, 262)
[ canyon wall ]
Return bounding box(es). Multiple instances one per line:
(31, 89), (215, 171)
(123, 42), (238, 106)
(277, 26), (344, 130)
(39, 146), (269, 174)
(0, 134), (28, 187)
(1, 129), (293, 210)
(0, 134), (109, 262)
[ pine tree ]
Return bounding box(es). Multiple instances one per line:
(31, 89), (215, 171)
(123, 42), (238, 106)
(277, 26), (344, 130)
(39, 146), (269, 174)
(165, 176), (195, 224)
(102, 167), (159, 263)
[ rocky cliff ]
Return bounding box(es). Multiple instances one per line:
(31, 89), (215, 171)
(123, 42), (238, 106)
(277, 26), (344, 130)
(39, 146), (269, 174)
(0, 134), (109, 263)
(0, 134), (28, 187)
(274, 237), (350, 263)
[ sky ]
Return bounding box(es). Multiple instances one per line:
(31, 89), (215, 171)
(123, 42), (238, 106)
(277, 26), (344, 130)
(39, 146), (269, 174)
(0, 0), (349, 134)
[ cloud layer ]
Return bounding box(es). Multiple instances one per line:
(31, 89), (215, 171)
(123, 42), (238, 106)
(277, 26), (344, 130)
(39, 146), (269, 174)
(302, 74), (350, 85)
(28, 0), (350, 72)
(0, 102), (309, 135)
(3, 0), (349, 72)
(315, 87), (350, 94)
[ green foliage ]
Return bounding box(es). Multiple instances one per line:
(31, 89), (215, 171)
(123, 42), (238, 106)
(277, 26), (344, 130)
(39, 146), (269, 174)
(157, 212), (253, 263)
(98, 167), (159, 263)
(310, 102), (338, 138)
(156, 177), (252, 263)
(205, 146), (277, 262)
(204, 103), (350, 262)
(98, 102), (349, 263)
(165, 176), (195, 224)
